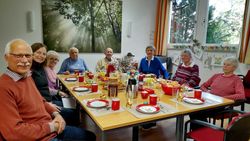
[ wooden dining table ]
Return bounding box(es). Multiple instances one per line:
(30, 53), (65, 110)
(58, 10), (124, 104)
(57, 74), (234, 141)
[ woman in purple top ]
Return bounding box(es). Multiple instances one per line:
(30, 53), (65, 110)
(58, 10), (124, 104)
(45, 50), (68, 97)
(172, 48), (200, 87)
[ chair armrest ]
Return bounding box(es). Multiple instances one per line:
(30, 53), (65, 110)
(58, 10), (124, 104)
(217, 109), (246, 115)
(186, 120), (226, 131)
(235, 99), (246, 103)
(237, 74), (245, 80)
(210, 109), (246, 121)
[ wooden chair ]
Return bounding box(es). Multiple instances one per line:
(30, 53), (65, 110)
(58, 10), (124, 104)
(185, 110), (250, 141)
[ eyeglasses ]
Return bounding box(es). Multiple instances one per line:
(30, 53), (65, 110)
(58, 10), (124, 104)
(49, 57), (59, 62)
(9, 53), (32, 59)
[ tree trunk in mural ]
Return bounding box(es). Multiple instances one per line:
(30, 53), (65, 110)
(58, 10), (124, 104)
(88, 0), (96, 52)
(104, 0), (121, 42)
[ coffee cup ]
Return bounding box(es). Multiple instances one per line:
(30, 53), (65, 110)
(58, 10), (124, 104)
(194, 90), (202, 99)
(149, 94), (158, 105)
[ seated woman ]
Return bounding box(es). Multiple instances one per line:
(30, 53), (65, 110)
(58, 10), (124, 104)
(139, 45), (169, 79)
(172, 48), (200, 87)
(45, 50), (68, 99)
(200, 57), (245, 100)
(190, 57), (245, 130)
(31, 43), (53, 102)
(58, 47), (88, 74)
(31, 43), (79, 125)
(138, 45), (169, 129)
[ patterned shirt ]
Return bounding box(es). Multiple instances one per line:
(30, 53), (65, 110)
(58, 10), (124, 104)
(5, 68), (32, 81)
(172, 62), (201, 87)
(96, 57), (120, 72)
(120, 56), (138, 72)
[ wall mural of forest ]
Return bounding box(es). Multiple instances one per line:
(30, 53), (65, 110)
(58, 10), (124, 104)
(42, 0), (122, 53)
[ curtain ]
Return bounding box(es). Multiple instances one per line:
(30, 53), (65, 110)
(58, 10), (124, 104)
(154, 0), (170, 56)
(239, 0), (250, 64)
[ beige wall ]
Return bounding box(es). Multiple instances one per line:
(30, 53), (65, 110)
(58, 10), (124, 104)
(0, 0), (43, 72)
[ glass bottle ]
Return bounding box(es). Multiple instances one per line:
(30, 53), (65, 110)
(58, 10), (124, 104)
(108, 77), (118, 98)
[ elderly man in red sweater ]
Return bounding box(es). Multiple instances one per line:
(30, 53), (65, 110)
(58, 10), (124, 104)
(0, 39), (95, 141)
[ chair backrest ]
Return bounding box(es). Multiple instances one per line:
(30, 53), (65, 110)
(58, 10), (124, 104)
(225, 112), (250, 141)
(166, 57), (173, 78)
(241, 71), (250, 99)
(155, 55), (167, 63)
(243, 70), (250, 88)
(155, 56), (173, 79)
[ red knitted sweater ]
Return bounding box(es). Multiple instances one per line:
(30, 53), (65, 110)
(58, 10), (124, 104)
(201, 73), (245, 100)
(0, 74), (57, 140)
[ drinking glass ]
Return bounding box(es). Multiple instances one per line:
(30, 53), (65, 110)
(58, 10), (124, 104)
(126, 91), (134, 108)
(172, 87), (179, 100)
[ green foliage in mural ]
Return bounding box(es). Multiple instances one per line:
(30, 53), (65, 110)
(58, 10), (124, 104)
(42, 0), (122, 53)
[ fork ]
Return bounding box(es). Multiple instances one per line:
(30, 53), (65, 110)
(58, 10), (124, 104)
(106, 106), (111, 110)
(159, 104), (168, 113)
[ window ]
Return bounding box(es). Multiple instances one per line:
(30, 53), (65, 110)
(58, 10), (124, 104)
(170, 0), (197, 44)
(169, 0), (246, 46)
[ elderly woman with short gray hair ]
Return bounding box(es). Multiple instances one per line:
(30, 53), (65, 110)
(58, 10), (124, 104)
(172, 48), (201, 87)
(200, 57), (245, 100)
(45, 50), (68, 97)
(139, 45), (169, 79)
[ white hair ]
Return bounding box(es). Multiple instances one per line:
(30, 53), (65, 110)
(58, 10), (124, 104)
(145, 45), (156, 51)
(104, 47), (113, 53)
(5, 39), (30, 54)
(69, 47), (79, 53)
(181, 48), (193, 58)
(224, 56), (239, 68)
(47, 50), (59, 60)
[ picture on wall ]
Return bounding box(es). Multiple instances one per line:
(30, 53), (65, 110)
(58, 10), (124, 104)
(211, 55), (224, 67)
(193, 46), (203, 60)
(170, 52), (181, 66)
(42, 0), (122, 53)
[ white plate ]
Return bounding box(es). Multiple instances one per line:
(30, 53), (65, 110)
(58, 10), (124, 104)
(136, 104), (160, 114)
(65, 77), (77, 81)
(73, 87), (89, 92)
(87, 99), (109, 108)
(183, 97), (204, 105)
